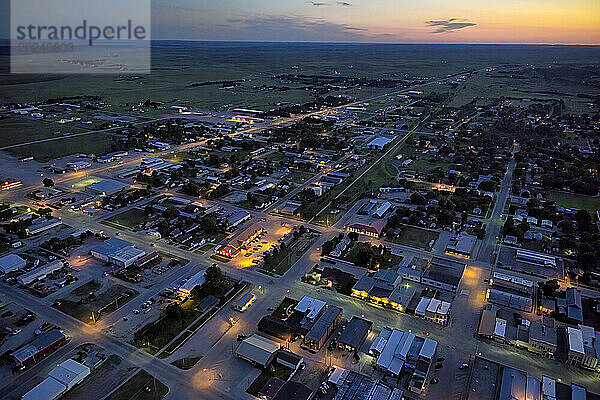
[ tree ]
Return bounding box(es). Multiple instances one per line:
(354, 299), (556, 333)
(157, 220), (170, 237)
(162, 206), (179, 220)
(410, 192), (426, 205)
(166, 303), (183, 319)
(42, 178), (54, 187)
(538, 279), (559, 297)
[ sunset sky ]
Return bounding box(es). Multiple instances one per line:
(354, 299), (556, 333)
(152, 0), (600, 44)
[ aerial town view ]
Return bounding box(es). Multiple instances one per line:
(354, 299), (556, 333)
(0, 1), (599, 400)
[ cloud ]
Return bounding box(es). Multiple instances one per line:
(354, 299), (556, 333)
(426, 18), (476, 33)
(225, 15), (376, 41)
(337, 1), (352, 6)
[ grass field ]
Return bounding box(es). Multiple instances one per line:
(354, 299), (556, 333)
(284, 170), (315, 184)
(546, 191), (599, 215)
(53, 280), (138, 323)
(103, 208), (147, 230)
(106, 370), (168, 400)
(7, 132), (115, 161)
(246, 364), (294, 397)
(171, 357), (202, 370)
(387, 226), (439, 250)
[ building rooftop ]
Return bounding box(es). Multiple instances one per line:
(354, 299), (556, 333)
(339, 316), (372, 350)
(294, 296), (326, 321)
(305, 306), (342, 342)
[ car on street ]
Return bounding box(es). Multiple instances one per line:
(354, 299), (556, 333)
(430, 378), (439, 384)
(459, 363), (469, 369)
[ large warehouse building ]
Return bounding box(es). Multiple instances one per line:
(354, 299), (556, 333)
(22, 358), (90, 400)
(91, 238), (145, 269)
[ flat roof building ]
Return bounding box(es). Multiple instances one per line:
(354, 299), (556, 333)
(515, 249), (557, 268)
(85, 179), (130, 196)
(235, 334), (280, 368)
(294, 296), (326, 322)
(304, 305), (343, 350)
(445, 235), (477, 259)
(178, 269), (207, 297)
(338, 316), (372, 351)
(0, 254), (26, 274)
(11, 329), (66, 367)
(18, 260), (63, 285)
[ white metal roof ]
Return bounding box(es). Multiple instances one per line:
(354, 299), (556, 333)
(294, 296), (326, 321)
(22, 377), (66, 400)
(567, 327), (585, 354)
(236, 334), (279, 366)
(494, 318), (507, 338)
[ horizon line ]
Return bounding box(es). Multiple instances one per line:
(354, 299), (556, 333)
(0, 38), (599, 46)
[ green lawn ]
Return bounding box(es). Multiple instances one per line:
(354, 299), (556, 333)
(386, 226), (439, 250)
(284, 170), (315, 184)
(246, 364), (294, 397)
(106, 370), (168, 400)
(171, 357), (202, 370)
(53, 280), (138, 323)
(103, 208), (147, 230)
(271, 297), (298, 319)
(7, 132), (115, 161)
(546, 191), (599, 215)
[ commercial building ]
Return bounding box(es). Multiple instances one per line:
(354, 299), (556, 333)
(225, 211), (251, 229)
(233, 292), (256, 312)
(0, 254), (26, 274)
(276, 350), (304, 372)
(566, 325), (599, 371)
(91, 238), (145, 268)
(18, 260), (63, 285)
(66, 161), (91, 171)
(345, 220), (386, 238)
(372, 328), (437, 394)
(414, 296), (451, 325)
(396, 256), (466, 293)
(178, 269), (207, 297)
(215, 228), (264, 258)
(351, 269), (415, 311)
(515, 249), (557, 268)
(373, 202), (393, 219)
(294, 296), (326, 323)
(486, 272), (534, 312)
(304, 305), (343, 350)
(259, 377), (286, 400)
(134, 252), (162, 269)
(85, 179), (130, 196)
(272, 381), (313, 400)
(11, 329), (67, 367)
(445, 235), (477, 259)
(338, 316), (372, 352)
(366, 135), (394, 150)
(328, 367), (403, 400)
(528, 320), (558, 358)
(235, 334), (280, 368)
(26, 218), (62, 236)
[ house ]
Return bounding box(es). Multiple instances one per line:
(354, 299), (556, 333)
(565, 288), (583, 324)
(177, 269), (207, 297)
(235, 334), (280, 368)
